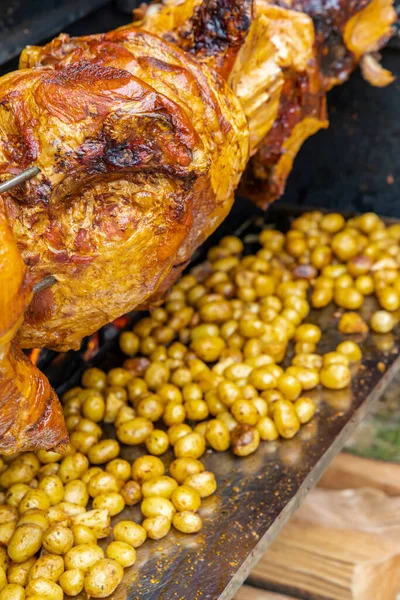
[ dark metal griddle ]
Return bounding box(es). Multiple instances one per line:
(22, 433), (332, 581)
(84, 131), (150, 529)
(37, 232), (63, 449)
(50, 206), (400, 600)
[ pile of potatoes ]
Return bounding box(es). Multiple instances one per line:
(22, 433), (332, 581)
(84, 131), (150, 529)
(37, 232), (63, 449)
(1, 212), (395, 599)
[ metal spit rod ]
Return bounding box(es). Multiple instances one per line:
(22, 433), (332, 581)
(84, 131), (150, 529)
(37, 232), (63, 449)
(0, 166), (41, 193)
(0, 166), (56, 294)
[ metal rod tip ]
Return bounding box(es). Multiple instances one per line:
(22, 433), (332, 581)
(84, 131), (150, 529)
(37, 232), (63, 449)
(0, 166), (41, 194)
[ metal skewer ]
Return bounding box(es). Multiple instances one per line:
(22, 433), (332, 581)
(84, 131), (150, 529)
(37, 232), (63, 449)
(33, 275), (57, 294)
(0, 166), (41, 194)
(0, 166), (57, 294)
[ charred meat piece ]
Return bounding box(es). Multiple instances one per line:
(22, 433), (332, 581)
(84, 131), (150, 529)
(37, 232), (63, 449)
(241, 0), (396, 207)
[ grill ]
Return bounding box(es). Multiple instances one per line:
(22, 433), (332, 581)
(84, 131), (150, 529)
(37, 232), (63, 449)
(1, 2), (400, 599)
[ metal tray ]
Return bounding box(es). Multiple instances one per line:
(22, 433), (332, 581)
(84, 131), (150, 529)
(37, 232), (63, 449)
(53, 204), (400, 600)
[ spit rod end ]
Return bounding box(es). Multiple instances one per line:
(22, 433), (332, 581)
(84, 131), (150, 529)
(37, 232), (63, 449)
(0, 165), (41, 194)
(33, 275), (57, 295)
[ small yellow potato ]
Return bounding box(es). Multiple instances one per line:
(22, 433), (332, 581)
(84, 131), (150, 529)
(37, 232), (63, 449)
(87, 472), (119, 498)
(7, 524), (43, 563)
(174, 433), (206, 459)
(171, 486), (201, 512)
(277, 374), (302, 401)
(257, 417), (279, 441)
(162, 400), (186, 426)
(0, 583), (26, 600)
(81, 367), (107, 391)
(132, 455), (165, 483)
(105, 459), (131, 482)
(88, 440), (120, 465)
(120, 481), (142, 507)
(74, 419), (102, 439)
(42, 525), (74, 555)
(113, 521), (147, 548)
(117, 417), (154, 445)
(71, 509), (110, 539)
(5, 484), (30, 508)
(25, 578), (63, 600)
(64, 544), (104, 573)
(320, 364), (351, 390)
(38, 477), (64, 507)
(294, 397), (316, 424)
(273, 400), (301, 439)
(370, 310), (395, 333)
(84, 559), (124, 599)
(37, 464), (60, 482)
(205, 420), (230, 452)
(336, 341), (362, 362)
(184, 472), (217, 498)
(142, 477), (178, 500)
(59, 569), (84, 597)
(231, 399), (259, 426)
(172, 511), (202, 534)
(17, 490), (50, 514)
(7, 557), (35, 586)
(106, 541), (136, 568)
(58, 454), (89, 485)
(169, 458), (204, 484)
(141, 497), (175, 521)
(145, 430), (170, 456)
(28, 554), (64, 582)
(92, 493), (125, 517)
(71, 524), (97, 546)
(63, 480), (89, 507)
(69, 431), (97, 454)
(0, 463), (36, 489)
(37, 450), (63, 465)
(231, 424), (260, 457)
(142, 516), (171, 540)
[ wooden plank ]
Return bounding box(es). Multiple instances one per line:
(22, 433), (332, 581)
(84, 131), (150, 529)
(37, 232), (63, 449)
(317, 453), (400, 496)
(295, 487), (400, 540)
(234, 585), (296, 600)
(247, 500), (400, 600)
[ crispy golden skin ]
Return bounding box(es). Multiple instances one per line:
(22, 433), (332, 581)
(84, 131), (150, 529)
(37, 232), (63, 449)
(7, 23), (248, 351)
(0, 203), (68, 454)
